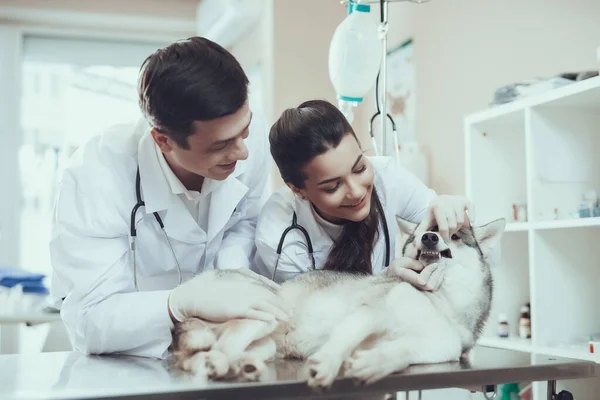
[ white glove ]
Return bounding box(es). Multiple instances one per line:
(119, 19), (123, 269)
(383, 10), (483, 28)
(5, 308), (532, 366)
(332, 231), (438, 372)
(415, 195), (475, 243)
(384, 257), (446, 292)
(168, 269), (288, 323)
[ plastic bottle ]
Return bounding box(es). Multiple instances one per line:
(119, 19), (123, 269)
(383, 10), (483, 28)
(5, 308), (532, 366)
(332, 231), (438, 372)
(498, 313), (509, 338)
(500, 383), (521, 400)
(328, 3), (381, 104)
(519, 304), (531, 339)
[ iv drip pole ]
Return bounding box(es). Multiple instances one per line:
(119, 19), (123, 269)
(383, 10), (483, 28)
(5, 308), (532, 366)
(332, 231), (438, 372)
(339, 0), (428, 160)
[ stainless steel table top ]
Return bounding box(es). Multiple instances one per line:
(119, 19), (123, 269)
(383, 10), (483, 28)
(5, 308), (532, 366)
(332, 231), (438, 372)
(0, 347), (595, 400)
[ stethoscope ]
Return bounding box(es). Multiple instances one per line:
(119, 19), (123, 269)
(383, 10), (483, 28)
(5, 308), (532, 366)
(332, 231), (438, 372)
(369, 111), (397, 157)
(272, 201), (391, 281)
(129, 168), (182, 291)
(369, 70), (400, 163)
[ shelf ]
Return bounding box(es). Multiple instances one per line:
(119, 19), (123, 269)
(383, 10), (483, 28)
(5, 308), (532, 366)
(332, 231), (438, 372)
(478, 337), (600, 363)
(465, 70), (600, 396)
(465, 112), (527, 224)
(503, 218), (600, 231)
(465, 76), (600, 125)
(465, 106), (524, 130)
(536, 344), (600, 363)
(505, 222), (529, 232)
(532, 217), (600, 230)
(483, 234), (530, 341)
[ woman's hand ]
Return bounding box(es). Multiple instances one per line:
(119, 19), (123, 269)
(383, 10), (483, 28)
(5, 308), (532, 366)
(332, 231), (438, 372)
(415, 195), (475, 243)
(384, 257), (446, 292)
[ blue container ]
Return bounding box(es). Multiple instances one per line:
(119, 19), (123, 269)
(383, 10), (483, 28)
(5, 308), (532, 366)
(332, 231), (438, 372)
(579, 205), (591, 218)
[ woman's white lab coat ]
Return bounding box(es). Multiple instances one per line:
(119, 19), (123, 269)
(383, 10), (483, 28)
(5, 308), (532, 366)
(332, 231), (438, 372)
(49, 114), (270, 359)
(253, 157), (437, 283)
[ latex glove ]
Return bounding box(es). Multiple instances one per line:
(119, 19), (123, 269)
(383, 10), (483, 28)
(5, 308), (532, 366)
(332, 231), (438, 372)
(168, 269), (288, 323)
(415, 195), (475, 243)
(384, 257), (446, 292)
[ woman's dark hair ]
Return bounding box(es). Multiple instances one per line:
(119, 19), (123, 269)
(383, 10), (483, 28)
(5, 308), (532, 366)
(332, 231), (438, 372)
(269, 100), (385, 275)
(138, 37), (249, 149)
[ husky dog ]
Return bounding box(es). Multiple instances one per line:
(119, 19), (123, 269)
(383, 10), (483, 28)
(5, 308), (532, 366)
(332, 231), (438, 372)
(170, 218), (505, 388)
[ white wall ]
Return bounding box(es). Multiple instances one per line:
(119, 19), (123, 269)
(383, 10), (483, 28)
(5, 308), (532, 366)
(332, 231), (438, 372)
(0, 27), (22, 267)
(380, 0), (600, 195)
(229, 0), (271, 121)
(231, 0), (373, 189)
(270, 0), (372, 148)
(232, 0), (349, 123)
(269, 0), (343, 120)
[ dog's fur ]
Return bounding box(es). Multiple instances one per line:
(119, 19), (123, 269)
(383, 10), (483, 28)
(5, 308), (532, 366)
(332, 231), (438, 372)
(169, 218), (505, 388)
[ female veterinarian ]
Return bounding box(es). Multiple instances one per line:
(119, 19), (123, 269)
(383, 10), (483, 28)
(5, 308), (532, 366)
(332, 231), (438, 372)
(253, 100), (474, 285)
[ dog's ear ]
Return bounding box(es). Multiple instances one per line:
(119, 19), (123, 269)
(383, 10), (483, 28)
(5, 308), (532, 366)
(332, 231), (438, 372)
(396, 217), (418, 244)
(473, 218), (506, 256)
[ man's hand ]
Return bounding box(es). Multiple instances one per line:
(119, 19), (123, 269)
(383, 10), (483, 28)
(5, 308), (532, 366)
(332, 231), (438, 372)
(415, 195), (475, 244)
(168, 270), (288, 324)
(384, 257), (446, 292)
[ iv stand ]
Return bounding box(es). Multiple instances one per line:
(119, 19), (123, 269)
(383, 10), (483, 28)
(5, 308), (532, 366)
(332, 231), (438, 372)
(340, 0), (428, 159)
(379, 0), (389, 157)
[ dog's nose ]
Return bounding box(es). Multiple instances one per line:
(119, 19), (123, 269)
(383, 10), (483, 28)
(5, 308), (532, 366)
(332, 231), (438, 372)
(422, 233), (439, 245)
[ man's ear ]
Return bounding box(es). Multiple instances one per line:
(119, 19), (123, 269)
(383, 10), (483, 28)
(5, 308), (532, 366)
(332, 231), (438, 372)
(473, 218), (506, 256)
(151, 128), (174, 153)
(287, 183), (307, 200)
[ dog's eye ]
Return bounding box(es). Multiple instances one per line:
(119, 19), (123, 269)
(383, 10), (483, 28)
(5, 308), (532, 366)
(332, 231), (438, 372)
(451, 234), (460, 241)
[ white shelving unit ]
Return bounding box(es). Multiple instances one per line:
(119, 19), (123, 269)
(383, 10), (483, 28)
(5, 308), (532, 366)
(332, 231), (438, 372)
(465, 77), (600, 399)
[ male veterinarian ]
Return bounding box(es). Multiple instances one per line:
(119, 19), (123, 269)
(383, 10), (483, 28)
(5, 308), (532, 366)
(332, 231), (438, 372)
(49, 37), (286, 359)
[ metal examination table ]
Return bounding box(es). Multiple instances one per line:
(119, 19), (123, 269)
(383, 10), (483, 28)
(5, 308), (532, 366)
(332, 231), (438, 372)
(0, 347), (595, 400)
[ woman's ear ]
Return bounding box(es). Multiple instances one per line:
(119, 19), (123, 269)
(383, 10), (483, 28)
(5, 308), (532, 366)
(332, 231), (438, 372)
(287, 183), (308, 200)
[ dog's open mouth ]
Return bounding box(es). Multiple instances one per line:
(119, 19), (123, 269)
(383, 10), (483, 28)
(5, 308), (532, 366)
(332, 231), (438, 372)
(416, 249), (452, 261)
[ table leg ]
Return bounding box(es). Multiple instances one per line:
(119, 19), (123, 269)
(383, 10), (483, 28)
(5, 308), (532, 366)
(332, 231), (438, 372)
(547, 380), (556, 400)
(482, 385), (497, 399)
(0, 323), (20, 353)
(385, 391), (421, 400)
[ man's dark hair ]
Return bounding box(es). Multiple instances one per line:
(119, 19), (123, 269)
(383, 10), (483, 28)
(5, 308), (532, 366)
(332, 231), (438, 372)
(138, 37), (249, 149)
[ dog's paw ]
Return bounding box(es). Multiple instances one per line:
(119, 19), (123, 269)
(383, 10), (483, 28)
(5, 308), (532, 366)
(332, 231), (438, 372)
(175, 319), (216, 353)
(187, 330), (217, 351)
(184, 352), (209, 376)
(232, 355), (267, 382)
(307, 352), (342, 390)
(344, 348), (408, 385)
(204, 350), (230, 379)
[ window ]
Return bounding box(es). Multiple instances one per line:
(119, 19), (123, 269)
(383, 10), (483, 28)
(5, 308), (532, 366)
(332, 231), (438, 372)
(19, 36), (166, 277)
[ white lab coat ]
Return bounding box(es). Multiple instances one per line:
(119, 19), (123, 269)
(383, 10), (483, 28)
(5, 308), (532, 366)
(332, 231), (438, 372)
(49, 113), (270, 359)
(253, 157), (437, 283)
